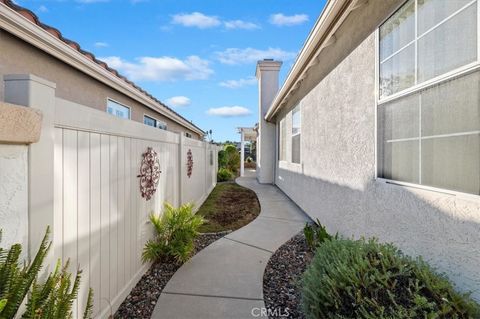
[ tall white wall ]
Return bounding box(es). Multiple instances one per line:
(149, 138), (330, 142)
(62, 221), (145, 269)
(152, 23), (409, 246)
(256, 60), (281, 184)
(1, 75), (220, 318)
(274, 34), (480, 301)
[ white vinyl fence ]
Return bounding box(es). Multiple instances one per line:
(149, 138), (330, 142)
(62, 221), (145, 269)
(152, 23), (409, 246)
(3, 74), (219, 318)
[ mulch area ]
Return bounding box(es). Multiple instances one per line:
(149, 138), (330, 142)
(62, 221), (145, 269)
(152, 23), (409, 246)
(198, 182), (260, 233)
(263, 232), (313, 319)
(114, 233), (225, 319)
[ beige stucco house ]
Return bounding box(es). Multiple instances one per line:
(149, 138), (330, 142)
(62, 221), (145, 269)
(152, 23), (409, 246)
(0, 0), (204, 140)
(255, 0), (480, 301)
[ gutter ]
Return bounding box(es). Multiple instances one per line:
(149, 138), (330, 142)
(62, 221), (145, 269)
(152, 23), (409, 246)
(265, 0), (357, 121)
(0, 4), (205, 136)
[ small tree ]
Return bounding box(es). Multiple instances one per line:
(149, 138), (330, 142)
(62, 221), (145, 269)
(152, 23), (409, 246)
(223, 144), (240, 174)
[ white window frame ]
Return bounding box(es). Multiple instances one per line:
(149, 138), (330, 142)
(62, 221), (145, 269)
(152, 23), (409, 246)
(279, 118), (287, 162)
(375, 0), (480, 200)
(291, 105), (302, 165)
(143, 114), (158, 127)
(143, 113), (168, 131)
(106, 98), (131, 119)
(157, 120), (167, 130)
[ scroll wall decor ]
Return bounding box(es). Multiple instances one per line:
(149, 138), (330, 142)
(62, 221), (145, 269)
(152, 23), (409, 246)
(137, 147), (161, 200)
(187, 149), (194, 178)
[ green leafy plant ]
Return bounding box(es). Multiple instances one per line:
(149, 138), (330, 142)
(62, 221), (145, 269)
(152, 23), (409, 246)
(301, 238), (480, 319)
(222, 144), (240, 173)
(0, 228), (93, 319)
(246, 157), (253, 163)
(303, 219), (333, 250)
(218, 150), (228, 169)
(142, 203), (205, 264)
(217, 168), (234, 182)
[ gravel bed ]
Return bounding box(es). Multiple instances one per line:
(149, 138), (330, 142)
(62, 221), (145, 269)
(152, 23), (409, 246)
(263, 232), (313, 319)
(114, 233), (225, 319)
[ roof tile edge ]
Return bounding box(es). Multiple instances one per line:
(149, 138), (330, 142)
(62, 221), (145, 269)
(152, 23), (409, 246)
(0, 0), (205, 135)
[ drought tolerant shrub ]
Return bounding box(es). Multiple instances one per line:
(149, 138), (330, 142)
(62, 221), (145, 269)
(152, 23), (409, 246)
(301, 238), (480, 319)
(0, 228), (93, 319)
(217, 168), (234, 182)
(218, 150), (228, 169)
(223, 144), (240, 173)
(142, 203), (205, 264)
(303, 219), (334, 250)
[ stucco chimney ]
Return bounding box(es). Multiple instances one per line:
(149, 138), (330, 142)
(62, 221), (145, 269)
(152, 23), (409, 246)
(255, 59), (282, 184)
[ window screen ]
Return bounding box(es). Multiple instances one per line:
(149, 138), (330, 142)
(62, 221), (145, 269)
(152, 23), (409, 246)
(279, 118), (287, 161)
(292, 105), (301, 164)
(379, 0), (477, 99)
(378, 71), (480, 195)
(378, 0), (480, 195)
(144, 115), (157, 127)
(107, 100), (130, 119)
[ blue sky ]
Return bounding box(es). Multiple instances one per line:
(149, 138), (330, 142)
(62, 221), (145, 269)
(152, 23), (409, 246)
(18, 0), (326, 142)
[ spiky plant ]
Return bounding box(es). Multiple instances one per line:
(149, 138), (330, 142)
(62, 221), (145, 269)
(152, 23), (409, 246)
(143, 203), (205, 264)
(0, 228), (93, 319)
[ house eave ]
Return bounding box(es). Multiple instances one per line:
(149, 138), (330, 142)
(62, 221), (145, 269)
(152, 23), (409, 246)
(0, 4), (205, 136)
(264, 0), (355, 121)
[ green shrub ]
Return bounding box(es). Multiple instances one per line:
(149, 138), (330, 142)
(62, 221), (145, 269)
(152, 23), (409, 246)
(246, 157), (253, 163)
(142, 203), (204, 264)
(0, 228), (93, 319)
(301, 238), (480, 319)
(217, 168), (234, 182)
(223, 144), (240, 173)
(303, 219), (333, 250)
(218, 150), (228, 169)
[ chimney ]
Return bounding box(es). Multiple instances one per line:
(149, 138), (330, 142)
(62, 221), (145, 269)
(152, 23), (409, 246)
(255, 59), (282, 184)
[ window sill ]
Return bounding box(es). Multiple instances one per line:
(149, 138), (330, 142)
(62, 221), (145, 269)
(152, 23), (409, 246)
(375, 178), (480, 202)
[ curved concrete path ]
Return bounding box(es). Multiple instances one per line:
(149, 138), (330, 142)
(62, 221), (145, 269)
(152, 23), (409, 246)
(151, 170), (310, 319)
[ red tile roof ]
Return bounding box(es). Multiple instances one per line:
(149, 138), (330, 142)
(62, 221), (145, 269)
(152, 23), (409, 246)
(0, 0), (204, 135)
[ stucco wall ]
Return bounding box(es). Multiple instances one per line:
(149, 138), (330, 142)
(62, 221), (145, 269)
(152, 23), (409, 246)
(0, 144), (28, 250)
(274, 33), (480, 300)
(0, 30), (202, 140)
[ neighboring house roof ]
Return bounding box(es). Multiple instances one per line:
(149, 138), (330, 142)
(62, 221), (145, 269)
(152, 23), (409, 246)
(0, 0), (205, 136)
(265, 0), (356, 120)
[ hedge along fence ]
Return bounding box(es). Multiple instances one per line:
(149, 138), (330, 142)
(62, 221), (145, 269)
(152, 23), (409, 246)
(3, 75), (220, 318)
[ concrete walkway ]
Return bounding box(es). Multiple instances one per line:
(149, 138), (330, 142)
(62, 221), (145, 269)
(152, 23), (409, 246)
(151, 170), (310, 319)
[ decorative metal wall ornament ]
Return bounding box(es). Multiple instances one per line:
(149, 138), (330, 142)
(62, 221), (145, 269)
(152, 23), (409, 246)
(137, 147), (161, 200)
(187, 149), (194, 178)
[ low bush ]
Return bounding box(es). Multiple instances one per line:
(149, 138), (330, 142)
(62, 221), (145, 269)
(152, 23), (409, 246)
(142, 203), (204, 264)
(246, 157), (253, 163)
(301, 238), (480, 319)
(303, 219), (334, 250)
(0, 228), (93, 319)
(217, 168), (234, 182)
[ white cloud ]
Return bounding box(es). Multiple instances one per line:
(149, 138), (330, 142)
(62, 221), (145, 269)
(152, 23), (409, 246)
(94, 42), (109, 48)
(171, 12), (221, 29)
(37, 5), (48, 13)
(99, 55), (213, 81)
(216, 47), (296, 65)
(167, 96), (191, 107)
(219, 76), (257, 89)
(207, 106), (252, 117)
(269, 13), (309, 26)
(224, 20), (259, 30)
